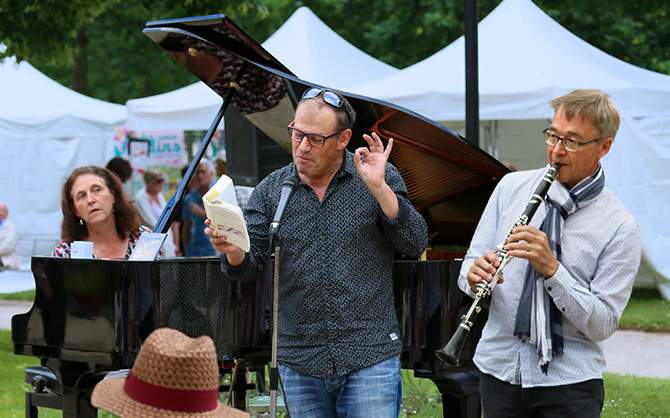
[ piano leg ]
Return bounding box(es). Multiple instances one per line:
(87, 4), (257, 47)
(61, 387), (97, 418)
(417, 370), (481, 418)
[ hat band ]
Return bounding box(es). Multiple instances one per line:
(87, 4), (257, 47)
(124, 372), (219, 412)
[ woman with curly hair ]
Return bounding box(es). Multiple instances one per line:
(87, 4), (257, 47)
(52, 166), (149, 258)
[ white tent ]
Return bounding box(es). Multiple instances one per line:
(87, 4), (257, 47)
(348, 0), (670, 298)
(347, 0), (670, 121)
(126, 82), (221, 130)
(0, 52), (126, 252)
(125, 6), (399, 131)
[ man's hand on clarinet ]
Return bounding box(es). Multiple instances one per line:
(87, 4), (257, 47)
(504, 225), (560, 278)
(467, 251), (504, 292)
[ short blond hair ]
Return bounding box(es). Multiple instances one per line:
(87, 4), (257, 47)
(550, 89), (620, 140)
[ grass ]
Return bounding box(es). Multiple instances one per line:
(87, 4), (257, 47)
(0, 290), (35, 302)
(619, 287), (670, 331)
(397, 368), (670, 418)
(1, 288), (669, 417)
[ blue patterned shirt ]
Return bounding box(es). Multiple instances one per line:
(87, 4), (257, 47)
(221, 150), (428, 377)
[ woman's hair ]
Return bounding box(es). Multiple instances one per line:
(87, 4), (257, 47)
(105, 157), (133, 183)
(60, 166), (140, 241)
(143, 167), (164, 188)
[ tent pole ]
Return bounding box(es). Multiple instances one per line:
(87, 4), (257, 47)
(465, 0), (480, 147)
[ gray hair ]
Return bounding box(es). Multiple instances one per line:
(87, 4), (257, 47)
(550, 89), (620, 140)
(199, 157), (215, 174)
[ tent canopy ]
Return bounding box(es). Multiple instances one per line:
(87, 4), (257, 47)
(125, 6), (399, 131)
(0, 51), (124, 245)
(348, 0), (670, 121)
(0, 54), (126, 135)
(126, 82), (222, 131)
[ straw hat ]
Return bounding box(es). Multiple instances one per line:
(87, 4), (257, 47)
(91, 328), (249, 418)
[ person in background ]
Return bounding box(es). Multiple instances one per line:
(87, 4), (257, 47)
(214, 149), (228, 177)
(207, 88), (428, 417)
(0, 202), (20, 270)
(173, 164), (196, 257)
(52, 166), (149, 258)
(133, 168), (180, 257)
(105, 157), (133, 184)
(182, 158), (216, 256)
(91, 327), (249, 418)
(214, 149), (253, 211)
(459, 89), (641, 417)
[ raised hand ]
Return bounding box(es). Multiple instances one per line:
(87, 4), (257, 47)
(354, 133), (399, 220)
(354, 132), (393, 190)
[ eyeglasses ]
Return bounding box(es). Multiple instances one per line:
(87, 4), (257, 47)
(287, 121), (344, 147)
(156, 178), (165, 184)
(543, 128), (602, 152)
(302, 88), (344, 108)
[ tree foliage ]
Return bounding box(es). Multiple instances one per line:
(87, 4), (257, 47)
(1, 0), (668, 103)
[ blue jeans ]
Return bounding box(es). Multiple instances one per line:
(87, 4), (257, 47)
(278, 356), (402, 418)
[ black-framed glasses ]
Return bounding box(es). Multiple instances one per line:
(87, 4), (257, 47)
(543, 128), (602, 152)
(156, 178), (165, 184)
(287, 121), (344, 147)
(302, 88), (344, 108)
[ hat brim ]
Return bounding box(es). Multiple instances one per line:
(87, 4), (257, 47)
(92, 377), (250, 418)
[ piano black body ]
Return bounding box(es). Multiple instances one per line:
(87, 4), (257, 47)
(12, 13), (508, 418)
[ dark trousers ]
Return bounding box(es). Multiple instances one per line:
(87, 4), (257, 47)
(479, 372), (604, 418)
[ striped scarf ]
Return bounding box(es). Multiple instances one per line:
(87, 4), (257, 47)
(514, 163), (606, 374)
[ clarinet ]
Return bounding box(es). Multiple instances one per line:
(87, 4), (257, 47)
(435, 163), (560, 366)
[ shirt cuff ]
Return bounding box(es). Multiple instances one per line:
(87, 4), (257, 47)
(220, 252), (250, 279)
(380, 195), (410, 236)
(544, 264), (572, 312)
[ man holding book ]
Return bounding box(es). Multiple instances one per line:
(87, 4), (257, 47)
(206, 88), (427, 417)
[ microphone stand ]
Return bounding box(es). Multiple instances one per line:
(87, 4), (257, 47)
(269, 225), (281, 418)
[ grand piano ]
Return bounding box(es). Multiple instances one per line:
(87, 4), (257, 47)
(12, 13), (508, 418)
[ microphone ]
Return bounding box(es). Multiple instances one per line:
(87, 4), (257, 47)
(268, 176), (300, 242)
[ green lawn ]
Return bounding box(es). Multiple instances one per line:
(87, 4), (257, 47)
(619, 287), (670, 331)
(1, 287), (668, 417)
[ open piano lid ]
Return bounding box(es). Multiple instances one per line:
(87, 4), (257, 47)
(143, 15), (509, 247)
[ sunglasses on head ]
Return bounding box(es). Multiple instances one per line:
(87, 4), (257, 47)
(302, 88), (344, 108)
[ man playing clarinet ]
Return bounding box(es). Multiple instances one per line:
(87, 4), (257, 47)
(459, 89), (641, 417)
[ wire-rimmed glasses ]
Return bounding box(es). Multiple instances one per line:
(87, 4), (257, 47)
(543, 128), (602, 152)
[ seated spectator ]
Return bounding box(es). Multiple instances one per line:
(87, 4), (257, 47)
(91, 328), (249, 417)
(52, 166), (149, 259)
(134, 168), (180, 257)
(106, 157), (133, 184)
(0, 202), (19, 270)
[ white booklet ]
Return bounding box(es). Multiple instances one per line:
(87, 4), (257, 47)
(202, 175), (250, 252)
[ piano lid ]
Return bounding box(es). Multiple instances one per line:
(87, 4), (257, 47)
(143, 15), (509, 246)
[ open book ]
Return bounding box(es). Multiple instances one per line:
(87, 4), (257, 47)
(202, 175), (250, 252)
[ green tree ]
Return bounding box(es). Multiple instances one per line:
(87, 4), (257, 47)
(0, 0), (269, 102)
(1, 0), (669, 103)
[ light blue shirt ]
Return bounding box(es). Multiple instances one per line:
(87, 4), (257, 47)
(458, 167), (641, 387)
